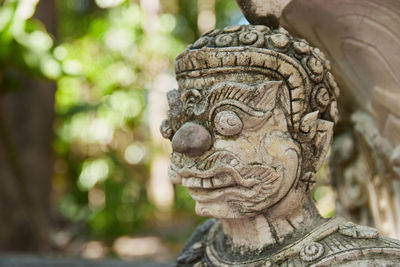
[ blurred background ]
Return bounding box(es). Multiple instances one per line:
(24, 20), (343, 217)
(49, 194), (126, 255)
(0, 0), (344, 263)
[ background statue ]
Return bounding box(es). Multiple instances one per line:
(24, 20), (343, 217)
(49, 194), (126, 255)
(161, 20), (400, 266)
(275, 0), (400, 239)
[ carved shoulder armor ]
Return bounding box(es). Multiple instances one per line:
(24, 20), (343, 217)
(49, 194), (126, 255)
(176, 219), (216, 267)
(306, 221), (400, 266)
(177, 217), (400, 267)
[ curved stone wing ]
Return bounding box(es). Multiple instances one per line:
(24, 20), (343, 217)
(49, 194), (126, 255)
(281, 0), (400, 154)
(280, 0), (400, 238)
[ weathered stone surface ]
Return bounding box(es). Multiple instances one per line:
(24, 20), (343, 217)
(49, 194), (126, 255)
(161, 5), (400, 266)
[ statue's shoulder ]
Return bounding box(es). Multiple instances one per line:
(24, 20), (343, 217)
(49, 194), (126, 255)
(175, 218), (217, 267)
(298, 219), (400, 266)
(176, 217), (400, 266)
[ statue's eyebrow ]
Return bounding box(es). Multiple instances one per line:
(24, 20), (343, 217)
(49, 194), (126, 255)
(205, 81), (283, 112)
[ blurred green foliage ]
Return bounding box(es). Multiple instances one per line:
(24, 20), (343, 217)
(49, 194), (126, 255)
(0, 0), (60, 92)
(53, 0), (178, 239)
(1, 0), (242, 243)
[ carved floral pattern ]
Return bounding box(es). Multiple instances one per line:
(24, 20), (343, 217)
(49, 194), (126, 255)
(300, 242), (325, 262)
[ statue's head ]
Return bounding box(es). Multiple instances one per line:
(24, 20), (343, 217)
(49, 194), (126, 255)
(161, 25), (339, 219)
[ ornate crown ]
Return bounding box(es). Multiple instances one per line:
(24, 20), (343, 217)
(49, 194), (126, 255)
(175, 25), (340, 142)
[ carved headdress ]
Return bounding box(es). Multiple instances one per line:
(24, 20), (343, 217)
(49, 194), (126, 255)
(175, 25), (339, 142)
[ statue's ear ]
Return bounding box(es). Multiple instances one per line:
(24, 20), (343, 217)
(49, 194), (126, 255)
(312, 119), (334, 172)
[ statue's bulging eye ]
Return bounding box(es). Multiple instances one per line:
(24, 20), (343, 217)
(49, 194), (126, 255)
(214, 110), (243, 136)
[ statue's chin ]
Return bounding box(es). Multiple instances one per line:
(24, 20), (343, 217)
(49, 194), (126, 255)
(195, 200), (261, 219)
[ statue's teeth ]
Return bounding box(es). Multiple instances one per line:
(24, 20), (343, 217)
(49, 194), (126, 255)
(187, 177), (201, 188)
(191, 177), (202, 188)
(202, 179), (213, 188)
(182, 175), (234, 189)
(212, 178), (223, 187)
(182, 177), (202, 188)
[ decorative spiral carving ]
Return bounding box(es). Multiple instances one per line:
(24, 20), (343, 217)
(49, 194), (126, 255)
(316, 87), (330, 108)
(302, 56), (324, 83)
(214, 111), (243, 136)
(255, 25), (270, 33)
(215, 34), (234, 47)
(270, 34), (289, 49)
(239, 31), (259, 45)
(205, 29), (221, 36)
(300, 242), (324, 262)
(223, 25), (241, 33)
(193, 37), (209, 49)
(312, 47), (331, 70)
(313, 48), (328, 65)
(308, 57), (324, 75)
(293, 40), (310, 55)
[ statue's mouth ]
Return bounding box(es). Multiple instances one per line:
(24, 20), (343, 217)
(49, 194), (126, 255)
(169, 151), (280, 191)
(170, 165), (258, 189)
(182, 172), (236, 189)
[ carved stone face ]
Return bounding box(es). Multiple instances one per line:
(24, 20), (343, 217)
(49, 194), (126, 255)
(166, 74), (302, 219)
(162, 25), (339, 220)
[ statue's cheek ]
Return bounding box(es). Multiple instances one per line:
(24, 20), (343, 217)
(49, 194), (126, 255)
(261, 133), (301, 181)
(214, 135), (258, 162)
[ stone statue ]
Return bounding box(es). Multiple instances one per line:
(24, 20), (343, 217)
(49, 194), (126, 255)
(160, 2), (400, 266)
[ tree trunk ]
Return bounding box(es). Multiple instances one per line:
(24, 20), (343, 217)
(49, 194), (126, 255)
(0, 0), (56, 252)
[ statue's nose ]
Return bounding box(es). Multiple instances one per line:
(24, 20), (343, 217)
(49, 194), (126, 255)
(172, 122), (212, 157)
